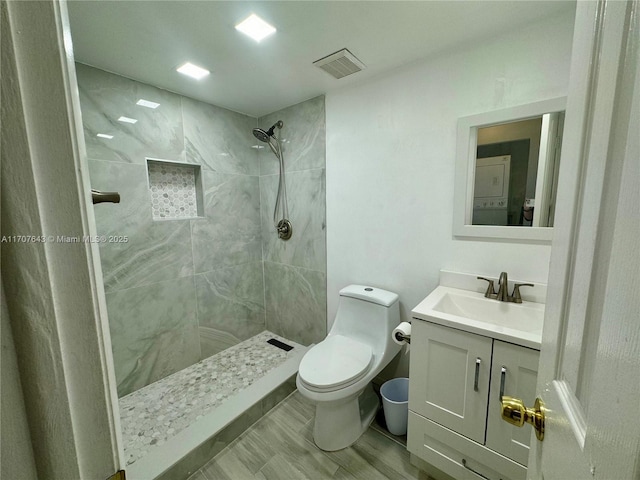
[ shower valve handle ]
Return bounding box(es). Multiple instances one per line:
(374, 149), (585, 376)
(276, 219), (293, 240)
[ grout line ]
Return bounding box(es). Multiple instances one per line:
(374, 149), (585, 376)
(189, 218), (201, 359)
(261, 259), (268, 332)
(86, 157), (147, 166)
(258, 169), (269, 331)
(200, 168), (261, 178)
(105, 259), (265, 296)
(258, 165), (326, 178)
(262, 259), (326, 276)
(180, 96), (187, 162)
(190, 273), (202, 360)
(195, 258), (264, 277)
(186, 96), (198, 309)
(103, 269), (193, 296)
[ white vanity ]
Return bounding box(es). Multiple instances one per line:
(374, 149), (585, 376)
(407, 275), (545, 480)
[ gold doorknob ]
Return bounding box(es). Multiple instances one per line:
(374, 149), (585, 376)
(500, 396), (545, 441)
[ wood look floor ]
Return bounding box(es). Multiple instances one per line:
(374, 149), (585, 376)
(187, 391), (428, 480)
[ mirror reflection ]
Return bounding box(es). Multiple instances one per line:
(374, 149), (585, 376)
(472, 113), (564, 228)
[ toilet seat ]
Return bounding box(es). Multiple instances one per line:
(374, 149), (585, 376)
(298, 335), (373, 392)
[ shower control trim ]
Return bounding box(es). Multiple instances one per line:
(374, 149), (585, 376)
(277, 219), (292, 240)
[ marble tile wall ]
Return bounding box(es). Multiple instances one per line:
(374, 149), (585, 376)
(77, 64), (265, 397)
(78, 63), (185, 165)
(78, 64), (328, 396)
(258, 97), (327, 346)
(88, 160), (194, 293)
(195, 262), (266, 358)
(264, 262), (327, 345)
(191, 171), (261, 273)
(106, 277), (201, 397)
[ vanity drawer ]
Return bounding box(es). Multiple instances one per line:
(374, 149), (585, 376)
(407, 411), (526, 480)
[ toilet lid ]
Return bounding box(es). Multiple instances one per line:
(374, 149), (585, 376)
(299, 335), (373, 390)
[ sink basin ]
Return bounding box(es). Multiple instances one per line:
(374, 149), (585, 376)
(433, 291), (544, 332)
(412, 286), (544, 349)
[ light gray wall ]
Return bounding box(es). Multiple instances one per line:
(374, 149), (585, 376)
(1, 279), (38, 480)
(326, 12), (575, 379)
(1, 8), (38, 476)
(258, 97), (328, 346)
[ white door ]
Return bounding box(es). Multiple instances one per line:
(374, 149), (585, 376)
(525, 1), (640, 479)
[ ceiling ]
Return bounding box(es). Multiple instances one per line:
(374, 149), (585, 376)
(67, 1), (575, 118)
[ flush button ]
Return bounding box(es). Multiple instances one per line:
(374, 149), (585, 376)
(364, 287), (373, 291)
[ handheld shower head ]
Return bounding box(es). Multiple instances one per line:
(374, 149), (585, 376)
(249, 120), (291, 241)
(252, 120), (283, 143)
(252, 128), (271, 143)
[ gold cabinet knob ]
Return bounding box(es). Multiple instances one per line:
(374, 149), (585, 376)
(500, 396), (545, 441)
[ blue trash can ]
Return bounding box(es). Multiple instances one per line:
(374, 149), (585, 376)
(380, 377), (409, 435)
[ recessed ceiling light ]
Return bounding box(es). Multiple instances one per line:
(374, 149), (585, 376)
(136, 99), (160, 109)
(97, 133), (114, 139)
(118, 116), (138, 124)
(251, 145), (265, 149)
(235, 14), (276, 43)
(177, 62), (210, 80)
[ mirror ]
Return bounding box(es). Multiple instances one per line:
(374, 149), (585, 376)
(453, 97), (566, 242)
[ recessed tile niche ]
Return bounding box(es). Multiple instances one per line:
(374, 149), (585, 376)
(147, 159), (203, 220)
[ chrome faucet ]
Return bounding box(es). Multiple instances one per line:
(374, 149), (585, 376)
(477, 272), (534, 303)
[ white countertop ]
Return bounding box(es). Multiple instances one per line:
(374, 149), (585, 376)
(411, 285), (544, 349)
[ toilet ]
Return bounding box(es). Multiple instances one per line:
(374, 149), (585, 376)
(296, 284), (401, 451)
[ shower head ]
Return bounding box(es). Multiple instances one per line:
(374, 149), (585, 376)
(252, 120), (283, 143)
(252, 128), (271, 143)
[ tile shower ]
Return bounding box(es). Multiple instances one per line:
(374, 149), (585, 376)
(76, 64), (326, 472)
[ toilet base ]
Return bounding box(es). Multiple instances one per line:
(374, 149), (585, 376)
(312, 383), (379, 451)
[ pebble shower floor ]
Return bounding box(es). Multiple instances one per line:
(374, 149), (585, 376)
(119, 331), (297, 466)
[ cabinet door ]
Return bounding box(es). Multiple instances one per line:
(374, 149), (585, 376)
(409, 321), (493, 444)
(485, 340), (540, 466)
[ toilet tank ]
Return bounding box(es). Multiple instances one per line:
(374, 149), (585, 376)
(330, 285), (400, 353)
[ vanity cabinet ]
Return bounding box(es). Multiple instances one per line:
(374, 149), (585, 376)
(486, 340), (540, 466)
(408, 321), (492, 444)
(408, 321), (540, 480)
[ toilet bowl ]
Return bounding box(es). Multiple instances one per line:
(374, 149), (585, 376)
(296, 285), (401, 451)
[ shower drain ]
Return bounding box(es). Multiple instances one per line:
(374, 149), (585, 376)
(267, 338), (293, 351)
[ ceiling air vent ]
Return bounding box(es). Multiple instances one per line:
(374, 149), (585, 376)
(313, 48), (366, 79)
